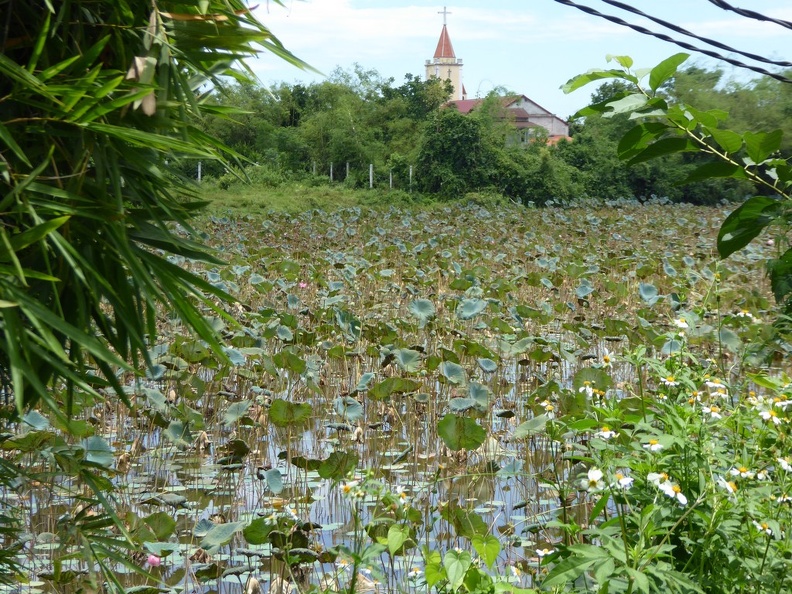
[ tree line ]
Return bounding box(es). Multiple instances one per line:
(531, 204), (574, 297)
(191, 63), (792, 205)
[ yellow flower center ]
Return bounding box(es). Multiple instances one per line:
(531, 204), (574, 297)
(728, 481), (737, 492)
(738, 466), (748, 473)
(616, 472), (624, 480)
(649, 439), (659, 445)
(672, 485), (682, 494)
(711, 406), (720, 413)
(666, 376), (675, 382)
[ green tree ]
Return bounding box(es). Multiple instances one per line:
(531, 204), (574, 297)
(416, 108), (493, 198)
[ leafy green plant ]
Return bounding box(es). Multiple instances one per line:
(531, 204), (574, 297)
(563, 54), (792, 311)
(0, 0), (306, 587)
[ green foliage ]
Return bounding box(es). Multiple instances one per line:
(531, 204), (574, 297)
(566, 54), (792, 311)
(0, 0), (304, 587)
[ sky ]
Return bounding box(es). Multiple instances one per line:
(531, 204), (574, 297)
(249, 1), (792, 119)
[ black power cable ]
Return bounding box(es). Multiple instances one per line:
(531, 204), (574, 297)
(706, 0), (792, 31)
(551, 0), (792, 84)
(601, 0), (792, 68)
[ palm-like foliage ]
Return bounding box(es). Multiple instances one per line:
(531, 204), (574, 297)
(0, 0), (305, 414)
(0, 0), (307, 584)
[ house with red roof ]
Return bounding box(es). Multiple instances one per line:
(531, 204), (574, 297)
(448, 95), (571, 145)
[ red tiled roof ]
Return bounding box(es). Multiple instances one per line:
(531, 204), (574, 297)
(433, 25), (456, 59)
(448, 99), (481, 114)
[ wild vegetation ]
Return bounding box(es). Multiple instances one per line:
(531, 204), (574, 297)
(2, 1), (792, 594)
(192, 61), (792, 206)
(6, 198), (792, 594)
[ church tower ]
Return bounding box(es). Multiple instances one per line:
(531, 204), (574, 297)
(425, 7), (465, 101)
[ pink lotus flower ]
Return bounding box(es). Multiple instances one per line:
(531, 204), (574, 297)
(147, 554), (161, 567)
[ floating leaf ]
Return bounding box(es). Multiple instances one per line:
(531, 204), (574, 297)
(81, 436), (113, 468)
(393, 348), (422, 373)
(334, 396), (364, 422)
(265, 468), (283, 494)
(457, 298), (488, 320)
(408, 299), (436, 325)
(439, 361), (467, 385)
(223, 400), (252, 426)
(449, 397), (477, 412)
(354, 372), (376, 392)
(200, 521), (244, 551)
(318, 451), (358, 480)
(223, 347), (246, 366)
(243, 517), (274, 545)
(478, 358), (498, 373)
(575, 279), (594, 299)
(143, 512), (177, 541)
(513, 414), (548, 438)
(437, 414), (486, 451)
(369, 377), (422, 401)
(269, 399), (312, 428)
(143, 542), (179, 558)
(638, 282), (659, 305)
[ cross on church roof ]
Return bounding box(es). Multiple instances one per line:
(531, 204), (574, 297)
(438, 6), (451, 26)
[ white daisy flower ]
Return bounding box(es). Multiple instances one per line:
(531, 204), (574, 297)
(594, 426), (617, 439)
(643, 439), (664, 452)
(702, 405), (722, 420)
(753, 520), (773, 536)
(717, 476), (738, 495)
(729, 466), (754, 479)
(661, 375), (678, 387)
(582, 467), (605, 492)
(760, 409), (783, 425)
(614, 472), (634, 490)
(658, 481), (688, 506)
(778, 457), (792, 472)
(673, 318), (689, 330)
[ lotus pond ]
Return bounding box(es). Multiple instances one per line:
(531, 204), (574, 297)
(4, 201), (791, 594)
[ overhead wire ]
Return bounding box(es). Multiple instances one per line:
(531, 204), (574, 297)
(706, 0), (792, 32)
(600, 0), (792, 68)
(551, 0), (792, 84)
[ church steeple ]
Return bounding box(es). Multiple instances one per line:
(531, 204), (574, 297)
(433, 25), (455, 59)
(425, 6), (464, 101)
